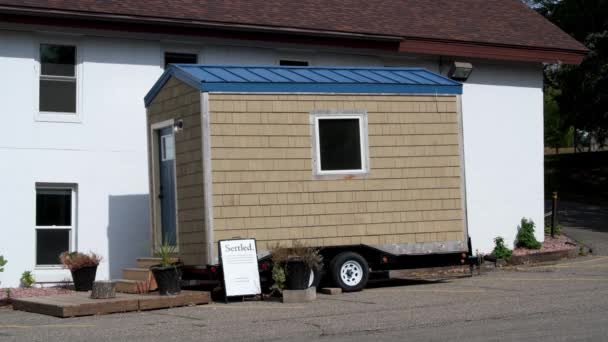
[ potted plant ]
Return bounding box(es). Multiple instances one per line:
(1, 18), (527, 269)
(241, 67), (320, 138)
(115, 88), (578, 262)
(270, 243), (323, 291)
(150, 243), (182, 295)
(60, 251), (101, 291)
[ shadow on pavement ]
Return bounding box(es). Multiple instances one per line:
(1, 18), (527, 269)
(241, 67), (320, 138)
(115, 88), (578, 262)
(366, 278), (445, 289)
(556, 201), (608, 234)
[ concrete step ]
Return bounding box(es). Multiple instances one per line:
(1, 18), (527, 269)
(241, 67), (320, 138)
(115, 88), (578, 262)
(136, 257), (179, 269)
(122, 268), (157, 291)
(115, 279), (151, 294)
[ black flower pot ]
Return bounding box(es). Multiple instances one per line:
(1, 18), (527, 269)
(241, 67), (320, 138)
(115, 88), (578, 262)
(285, 259), (311, 290)
(151, 265), (182, 295)
(71, 265), (97, 291)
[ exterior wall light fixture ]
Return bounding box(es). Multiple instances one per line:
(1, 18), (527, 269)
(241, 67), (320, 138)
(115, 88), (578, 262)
(448, 61), (473, 82)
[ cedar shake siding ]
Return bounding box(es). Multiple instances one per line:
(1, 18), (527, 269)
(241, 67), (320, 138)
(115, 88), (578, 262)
(146, 77), (206, 265)
(208, 94), (465, 258)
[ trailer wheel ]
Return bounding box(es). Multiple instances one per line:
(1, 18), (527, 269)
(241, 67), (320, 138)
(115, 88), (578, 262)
(329, 252), (369, 292)
(309, 267), (322, 288)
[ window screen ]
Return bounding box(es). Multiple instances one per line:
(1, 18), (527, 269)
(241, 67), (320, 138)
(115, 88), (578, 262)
(36, 229), (70, 265)
(318, 118), (362, 171)
(279, 60), (309, 66)
(39, 44), (77, 113)
(164, 52), (198, 68)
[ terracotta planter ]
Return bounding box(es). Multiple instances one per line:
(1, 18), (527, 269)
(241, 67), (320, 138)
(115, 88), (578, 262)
(71, 265), (98, 291)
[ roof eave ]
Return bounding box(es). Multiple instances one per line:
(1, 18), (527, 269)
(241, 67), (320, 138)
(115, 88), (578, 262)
(0, 5), (403, 42)
(0, 5), (589, 65)
(399, 38), (588, 65)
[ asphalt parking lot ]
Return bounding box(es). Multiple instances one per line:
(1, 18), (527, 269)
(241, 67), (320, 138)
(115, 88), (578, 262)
(2, 256), (608, 341)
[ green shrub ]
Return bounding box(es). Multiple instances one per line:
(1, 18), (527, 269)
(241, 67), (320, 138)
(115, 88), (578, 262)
(0, 255), (6, 273)
(271, 263), (286, 293)
(492, 237), (513, 259)
(544, 224), (562, 236)
(154, 243), (177, 267)
(20, 271), (36, 288)
(516, 218), (542, 249)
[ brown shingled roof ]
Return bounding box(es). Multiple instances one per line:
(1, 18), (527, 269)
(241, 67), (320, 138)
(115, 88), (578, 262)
(0, 0), (588, 63)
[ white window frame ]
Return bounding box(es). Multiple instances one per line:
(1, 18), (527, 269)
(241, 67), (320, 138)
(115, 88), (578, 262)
(35, 39), (82, 123)
(310, 110), (369, 177)
(34, 184), (77, 269)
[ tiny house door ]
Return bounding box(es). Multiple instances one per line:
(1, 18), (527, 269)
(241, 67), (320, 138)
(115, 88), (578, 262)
(157, 126), (177, 246)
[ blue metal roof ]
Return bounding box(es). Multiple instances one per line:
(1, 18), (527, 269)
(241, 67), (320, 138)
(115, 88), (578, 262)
(144, 65), (462, 106)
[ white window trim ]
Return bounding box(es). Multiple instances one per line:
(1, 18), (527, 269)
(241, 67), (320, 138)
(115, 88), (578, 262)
(34, 184), (77, 269)
(310, 109), (370, 177)
(34, 38), (83, 123)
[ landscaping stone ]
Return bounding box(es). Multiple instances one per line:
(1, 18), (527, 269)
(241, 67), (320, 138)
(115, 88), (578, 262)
(509, 248), (579, 265)
(91, 281), (116, 299)
(282, 287), (316, 303)
(0, 287), (73, 306)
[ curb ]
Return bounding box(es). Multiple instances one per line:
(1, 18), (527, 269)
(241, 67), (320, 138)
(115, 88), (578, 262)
(508, 248), (578, 265)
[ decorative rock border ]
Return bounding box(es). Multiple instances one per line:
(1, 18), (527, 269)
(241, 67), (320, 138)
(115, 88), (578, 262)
(508, 248), (578, 265)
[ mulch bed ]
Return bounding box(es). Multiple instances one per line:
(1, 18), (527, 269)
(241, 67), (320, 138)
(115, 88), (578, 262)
(0, 287), (74, 306)
(508, 234), (578, 265)
(512, 234), (577, 256)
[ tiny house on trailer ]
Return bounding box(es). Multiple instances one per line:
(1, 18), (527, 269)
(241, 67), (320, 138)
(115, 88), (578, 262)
(144, 65), (471, 291)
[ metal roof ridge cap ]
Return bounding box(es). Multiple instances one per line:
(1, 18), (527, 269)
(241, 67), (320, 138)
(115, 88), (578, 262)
(203, 64), (426, 71)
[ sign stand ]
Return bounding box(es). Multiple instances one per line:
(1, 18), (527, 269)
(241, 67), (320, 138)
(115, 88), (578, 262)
(218, 238), (263, 303)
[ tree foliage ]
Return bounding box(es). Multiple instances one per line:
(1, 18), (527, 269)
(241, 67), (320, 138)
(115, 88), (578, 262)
(529, 0), (608, 150)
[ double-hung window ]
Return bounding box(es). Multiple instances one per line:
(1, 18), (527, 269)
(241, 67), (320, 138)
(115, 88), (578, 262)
(39, 44), (77, 115)
(35, 186), (76, 266)
(311, 110), (369, 176)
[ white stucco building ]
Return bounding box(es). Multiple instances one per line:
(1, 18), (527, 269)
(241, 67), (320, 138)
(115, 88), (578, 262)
(0, 0), (586, 287)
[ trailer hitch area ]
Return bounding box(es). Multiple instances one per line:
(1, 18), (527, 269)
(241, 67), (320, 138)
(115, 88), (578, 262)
(467, 253), (483, 276)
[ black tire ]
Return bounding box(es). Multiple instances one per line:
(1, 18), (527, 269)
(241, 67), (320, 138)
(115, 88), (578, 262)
(309, 266), (322, 289)
(329, 252), (369, 292)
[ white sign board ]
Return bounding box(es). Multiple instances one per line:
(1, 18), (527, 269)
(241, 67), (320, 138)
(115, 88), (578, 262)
(219, 239), (262, 297)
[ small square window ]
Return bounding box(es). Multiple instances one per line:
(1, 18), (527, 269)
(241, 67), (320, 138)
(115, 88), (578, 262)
(164, 52), (198, 68)
(312, 111), (368, 176)
(39, 44), (77, 114)
(279, 60), (309, 66)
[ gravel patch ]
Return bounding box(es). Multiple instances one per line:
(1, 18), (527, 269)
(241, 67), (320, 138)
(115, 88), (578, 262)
(0, 287), (74, 306)
(513, 234), (577, 256)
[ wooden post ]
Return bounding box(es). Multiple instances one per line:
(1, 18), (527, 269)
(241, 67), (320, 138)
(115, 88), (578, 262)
(90, 281), (117, 299)
(551, 192), (558, 238)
